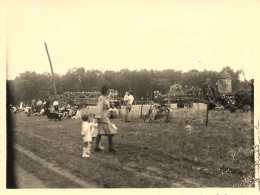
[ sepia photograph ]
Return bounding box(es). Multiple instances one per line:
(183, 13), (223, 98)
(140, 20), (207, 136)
(3, 0), (259, 191)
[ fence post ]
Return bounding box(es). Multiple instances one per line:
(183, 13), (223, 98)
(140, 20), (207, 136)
(140, 98), (144, 118)
(118, 100), (121, 117)
(206, 101), (209, 126)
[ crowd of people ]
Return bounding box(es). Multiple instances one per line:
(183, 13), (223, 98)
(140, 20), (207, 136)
(9, 98), (80, 120)
(9, 86), (135, 158)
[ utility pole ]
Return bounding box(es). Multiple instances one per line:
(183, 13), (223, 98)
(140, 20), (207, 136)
(44, 42), (57, 97)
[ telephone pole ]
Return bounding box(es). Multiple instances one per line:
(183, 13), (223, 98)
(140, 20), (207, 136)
(44, 42), (57, 96)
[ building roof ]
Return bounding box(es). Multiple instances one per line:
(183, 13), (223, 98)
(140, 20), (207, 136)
(219, 69), (231, 79)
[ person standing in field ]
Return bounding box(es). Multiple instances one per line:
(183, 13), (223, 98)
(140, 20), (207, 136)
(95, 86), (118, 152)
(123, 92), (129, 105)
(125, 90), (134, 122)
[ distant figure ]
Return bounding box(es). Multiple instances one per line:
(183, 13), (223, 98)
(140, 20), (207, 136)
(45, 99), (51, 108)
(72, 109), (81, 119)
(123, 92), (129, 105)
(31, 99), (36, 112)
(19, 102), (23, 110)
(68, 108), (75, 118)
(125, 90), (134, 122)
(36, 99), (43, 112)
(109, 103), (117, 119)
(24, 107), (31, 113)
(40, 108), (46, 116)
(11, 106), (17, 114)
(25, 107), (32, 116)
(53, 100), (59, 113)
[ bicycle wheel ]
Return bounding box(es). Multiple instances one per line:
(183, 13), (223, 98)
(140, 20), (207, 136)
(160, 110), (169, 123)
(144, 110), (152, 123)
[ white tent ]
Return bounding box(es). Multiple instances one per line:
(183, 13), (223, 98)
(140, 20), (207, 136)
(168, 84), (184, 96)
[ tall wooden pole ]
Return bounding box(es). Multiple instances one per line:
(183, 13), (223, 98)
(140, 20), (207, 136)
(44, 42), (57, 97)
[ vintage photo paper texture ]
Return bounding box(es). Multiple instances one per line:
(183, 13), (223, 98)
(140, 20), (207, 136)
(1, 0), (260, 194)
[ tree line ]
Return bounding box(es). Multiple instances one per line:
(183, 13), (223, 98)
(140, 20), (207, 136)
(7, 66), (248, 105)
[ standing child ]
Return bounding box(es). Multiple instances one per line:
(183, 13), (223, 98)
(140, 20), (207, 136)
(81, 114), (104, 158)
(81, 114), (95, 158)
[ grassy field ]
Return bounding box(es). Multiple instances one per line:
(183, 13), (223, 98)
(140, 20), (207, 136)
(10, 104), (255, 188)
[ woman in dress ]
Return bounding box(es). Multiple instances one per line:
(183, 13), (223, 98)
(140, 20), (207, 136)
(95, 86), (117, 152)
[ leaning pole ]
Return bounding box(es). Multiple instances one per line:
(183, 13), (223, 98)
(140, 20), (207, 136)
(44, 42), (57, 97)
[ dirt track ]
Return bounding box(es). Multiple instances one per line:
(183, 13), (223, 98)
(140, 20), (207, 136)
(15, 165), (46, 188)
(15, 144), (97, 188)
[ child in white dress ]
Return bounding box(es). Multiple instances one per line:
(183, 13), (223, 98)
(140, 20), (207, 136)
(81, 114), (103, 158)
(81, 114), (96, 157)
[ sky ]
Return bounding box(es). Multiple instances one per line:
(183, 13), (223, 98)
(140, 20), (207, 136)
(5, 0), (260, 80)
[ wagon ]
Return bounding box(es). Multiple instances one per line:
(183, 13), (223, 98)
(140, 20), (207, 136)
(169, 94), (195, 108)
(165, 84), (202, 109)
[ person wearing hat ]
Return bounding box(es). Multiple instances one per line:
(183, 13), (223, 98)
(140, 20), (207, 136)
(53, 99), (59, 113)
(125, 90), (134, 122)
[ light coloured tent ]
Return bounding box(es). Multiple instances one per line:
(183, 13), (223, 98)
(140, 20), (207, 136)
(168, 84), (184, 96)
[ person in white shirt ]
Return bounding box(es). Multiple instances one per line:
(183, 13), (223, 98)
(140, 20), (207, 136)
(123, 92), (129, 105)
(125, 90), (134, 122)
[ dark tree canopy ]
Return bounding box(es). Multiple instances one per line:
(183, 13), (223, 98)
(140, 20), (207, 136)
(6, 67), (249, 105)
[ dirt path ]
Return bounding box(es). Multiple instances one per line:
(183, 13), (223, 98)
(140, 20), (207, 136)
(15, 165), (46, 188)
(14, 130), (205, 188)
(14, 144), (98, 188)
(15, 131), (204, 188)
(15, 131), (171, 183)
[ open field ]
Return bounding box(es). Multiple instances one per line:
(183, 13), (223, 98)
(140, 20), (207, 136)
(9, 104), (254, 188)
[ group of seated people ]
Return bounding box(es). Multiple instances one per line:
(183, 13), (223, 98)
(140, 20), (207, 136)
(24, 99), (78, 118)
(10, 93), (120, 120)
(109, 103), (117, 119)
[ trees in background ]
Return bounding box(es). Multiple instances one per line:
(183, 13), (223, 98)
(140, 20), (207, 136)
(6, 66), (249, 105)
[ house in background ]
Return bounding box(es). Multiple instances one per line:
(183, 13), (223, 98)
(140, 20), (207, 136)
(217, 69), (232, 94)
